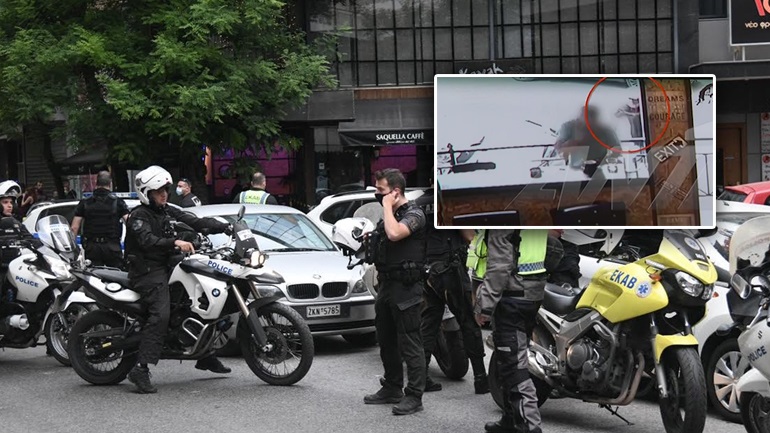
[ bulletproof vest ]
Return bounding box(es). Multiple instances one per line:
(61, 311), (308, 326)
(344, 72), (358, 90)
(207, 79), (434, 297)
(82, 190), (120, 239)
(125, 205), (176, 274)
(425, 227), (465, 261)
(374, 202), (426, 270)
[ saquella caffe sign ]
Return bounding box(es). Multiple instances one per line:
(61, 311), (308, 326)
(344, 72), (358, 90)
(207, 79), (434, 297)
(339, 129), (433, 146)
(730, 0), (770, 45)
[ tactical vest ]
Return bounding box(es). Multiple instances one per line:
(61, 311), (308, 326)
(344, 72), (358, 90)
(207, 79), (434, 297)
(467, 229), (488, 279)
(239, 190), (270, 204)
(82, 190), (121, 239)
(515, 230), (549, 275)
(374, 202), (426, 271)
(425, 226), (465, 262)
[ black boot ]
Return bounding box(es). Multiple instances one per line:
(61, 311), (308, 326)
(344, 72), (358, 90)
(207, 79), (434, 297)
(195, 356), (231, 374)
(474, 373), (490, 394)
(392, 394), (423, 415)
(484, 414), (518, 433)
(364, 384), (404, 404)
(127, 365), (157, 394)
(425, 375), (442, 392)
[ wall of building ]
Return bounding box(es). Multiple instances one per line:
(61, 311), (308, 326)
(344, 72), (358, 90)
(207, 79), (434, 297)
(700, 18), (770, 62)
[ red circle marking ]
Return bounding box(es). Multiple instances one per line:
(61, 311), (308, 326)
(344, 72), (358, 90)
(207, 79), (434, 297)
(584, 77), (671, 154)
(763, 155), (770, 164)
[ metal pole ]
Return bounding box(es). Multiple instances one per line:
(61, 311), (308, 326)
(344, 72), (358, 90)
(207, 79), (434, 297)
(673, 0), (679, 73)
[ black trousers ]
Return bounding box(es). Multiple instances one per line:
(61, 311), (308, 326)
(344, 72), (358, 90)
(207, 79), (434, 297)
(375, 280), (426, 399)
(493, 296), (542, 433)
(421, 261), (485, 368)
(132, 269), (170, 366)
(84, 240), (124, 269)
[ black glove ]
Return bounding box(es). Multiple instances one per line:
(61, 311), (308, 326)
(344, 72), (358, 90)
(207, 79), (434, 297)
(223, 224), (233, 236)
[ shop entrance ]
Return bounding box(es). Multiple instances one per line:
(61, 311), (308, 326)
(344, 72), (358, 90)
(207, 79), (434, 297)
(716, 123), (745, 187)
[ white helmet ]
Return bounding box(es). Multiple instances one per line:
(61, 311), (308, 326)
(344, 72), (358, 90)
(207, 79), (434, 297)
(561, 229), (624, 255)
(135, 165), (173, 205)
(332, 217), (375, 257)
(0, 180), (21, 200)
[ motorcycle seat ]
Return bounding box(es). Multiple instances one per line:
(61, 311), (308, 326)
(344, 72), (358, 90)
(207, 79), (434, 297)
(91, 268), (131, 288)
(542, 283), (585, 316)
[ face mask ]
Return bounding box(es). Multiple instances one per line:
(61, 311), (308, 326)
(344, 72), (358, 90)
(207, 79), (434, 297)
(374, 193), (384, 205)
(175, 187), (183, 196)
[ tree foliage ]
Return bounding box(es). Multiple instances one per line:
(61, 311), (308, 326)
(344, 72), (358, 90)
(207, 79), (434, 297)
(0, 0), (334, 167)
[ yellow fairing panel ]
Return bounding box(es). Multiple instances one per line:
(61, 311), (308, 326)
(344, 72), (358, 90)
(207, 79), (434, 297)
(576, 263), (668, 323)
(646, 237), (717, 285)
(654, 334), (698, 363)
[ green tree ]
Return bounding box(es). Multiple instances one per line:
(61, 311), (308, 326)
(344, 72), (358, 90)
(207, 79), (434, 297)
(0, 0), (334, 194)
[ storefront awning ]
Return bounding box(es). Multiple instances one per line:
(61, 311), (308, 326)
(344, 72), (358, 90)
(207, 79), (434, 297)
(689, 60), (770, 81)
(338, 98), (433, 147)
(58, 148), (110, 175)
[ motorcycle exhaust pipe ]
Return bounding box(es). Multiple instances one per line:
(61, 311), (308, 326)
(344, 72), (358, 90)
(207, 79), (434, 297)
(97, 333), (142, 353)
(0, 314), (29, 333)
(527, 342), (558, 381)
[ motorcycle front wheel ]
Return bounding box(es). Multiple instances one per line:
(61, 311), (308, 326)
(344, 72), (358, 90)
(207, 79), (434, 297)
(239, 302), (314, 386)
(658, 347), (708, 433)
(68, 310), (137, 385)
(45, 303), (98, 366)
(740, 392), (770, 433)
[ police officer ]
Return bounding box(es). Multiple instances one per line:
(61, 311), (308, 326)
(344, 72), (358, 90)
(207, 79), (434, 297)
(71, 171), (129, 269)
(125, 165), (232, 394)
(234, 172), (278, 205)
(175, 178), (202, 208)
(476, 230), (562, 433)
(0, 180), (39, 260)
(418, 192), (488, 394)
(363, 168), (427, 416)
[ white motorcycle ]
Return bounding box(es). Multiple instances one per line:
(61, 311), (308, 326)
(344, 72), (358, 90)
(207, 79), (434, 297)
(722, 215), (770, 433)
(0, 215), (95, 365)
(64, 206), (314, 386)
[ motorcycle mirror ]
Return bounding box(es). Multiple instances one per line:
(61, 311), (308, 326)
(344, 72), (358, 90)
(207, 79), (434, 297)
(237, 205), (246, 222)
(730, 273), (752, 300)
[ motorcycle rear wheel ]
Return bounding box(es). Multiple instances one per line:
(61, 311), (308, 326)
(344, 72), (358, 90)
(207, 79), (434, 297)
(740, 392), (770, 433)
(239, 302), (314, 386)
(68, 310), (137, 385)
(45, 303), (98, 366)
(658, 347), (708, 433)
(435, 329), (469, 380)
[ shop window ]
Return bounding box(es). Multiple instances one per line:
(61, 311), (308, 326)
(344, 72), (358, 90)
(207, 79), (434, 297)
(699, 0), (727, 18)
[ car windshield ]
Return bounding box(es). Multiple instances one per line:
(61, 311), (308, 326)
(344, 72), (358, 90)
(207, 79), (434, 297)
(209, 213), (336, 252)
(717, 190), (748, 202)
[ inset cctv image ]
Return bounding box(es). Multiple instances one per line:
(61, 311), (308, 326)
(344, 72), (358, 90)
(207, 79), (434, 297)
(434, 74), (716, 229)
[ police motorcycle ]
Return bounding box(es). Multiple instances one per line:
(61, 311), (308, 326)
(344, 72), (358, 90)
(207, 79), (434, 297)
(487, 229), (718, 433)
(721, 215), (770, 433)
(349, 199), (470, 380)
(0, 215), (96, 365)
(65, 205), (314, 386)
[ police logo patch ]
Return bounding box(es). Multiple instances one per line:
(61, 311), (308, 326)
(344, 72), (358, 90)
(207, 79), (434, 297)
(636, 282), (651, 298)
(212, 289), (221, 297)
(131, 219), (144, 231)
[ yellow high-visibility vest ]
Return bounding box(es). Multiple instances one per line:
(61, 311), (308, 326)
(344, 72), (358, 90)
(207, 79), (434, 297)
(239, 190), (269, 204)
(517, 230), (549, 275)
(467, 230), (488, 278)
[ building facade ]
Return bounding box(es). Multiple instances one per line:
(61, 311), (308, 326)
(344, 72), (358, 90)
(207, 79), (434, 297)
(692, 0), (770, 189)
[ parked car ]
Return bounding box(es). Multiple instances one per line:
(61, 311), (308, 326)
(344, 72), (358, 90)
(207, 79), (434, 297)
(717, 181), (770, 205)
(185, 204), (377, 346)
(307, 187), (431, 239)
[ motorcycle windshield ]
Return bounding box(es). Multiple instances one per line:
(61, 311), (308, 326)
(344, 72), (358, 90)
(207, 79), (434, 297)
(36, 215), (78, 261)
(727, 215), (770, 274)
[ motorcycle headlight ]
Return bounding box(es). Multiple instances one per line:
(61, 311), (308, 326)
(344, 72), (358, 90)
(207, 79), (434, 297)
(675, 271), (704, 297)
(253, 285), (284, 299)
(244, 249), (267, 268)
(45, 256), (71, 280)
(351, 279), (367, 294)
(701, 283), (715, 300)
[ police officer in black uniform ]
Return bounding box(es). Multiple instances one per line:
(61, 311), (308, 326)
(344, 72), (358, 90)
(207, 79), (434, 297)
(417, 190), (489, 394)
(0, 181), (41, 279)
(363, 168), (427, 416)
(71, 171), (129, 269)
(125, 166), (232, 394)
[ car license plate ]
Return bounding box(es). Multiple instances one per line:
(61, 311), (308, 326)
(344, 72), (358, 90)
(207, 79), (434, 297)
(306, 304), (340, 318)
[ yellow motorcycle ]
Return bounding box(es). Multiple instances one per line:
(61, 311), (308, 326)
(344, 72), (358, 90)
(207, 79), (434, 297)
(490, 230), (718, 433)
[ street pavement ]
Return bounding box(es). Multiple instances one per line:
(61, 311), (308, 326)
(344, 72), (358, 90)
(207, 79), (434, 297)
(0, 331), (745, 433)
